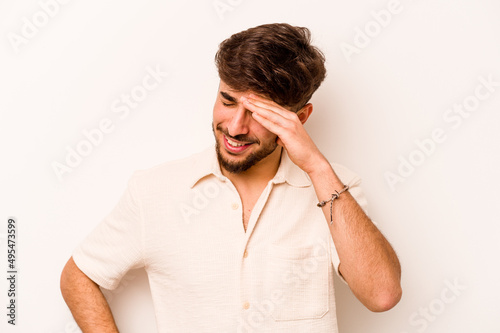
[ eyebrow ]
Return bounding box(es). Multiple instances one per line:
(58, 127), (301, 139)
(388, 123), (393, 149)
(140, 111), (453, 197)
(220, 91), (237, 103)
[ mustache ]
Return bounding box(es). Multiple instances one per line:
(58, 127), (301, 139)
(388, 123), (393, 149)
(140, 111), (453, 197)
(215, 124), (259, 144)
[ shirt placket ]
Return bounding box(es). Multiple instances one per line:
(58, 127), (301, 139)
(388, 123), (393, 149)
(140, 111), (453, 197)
(238, 180), (276, 327)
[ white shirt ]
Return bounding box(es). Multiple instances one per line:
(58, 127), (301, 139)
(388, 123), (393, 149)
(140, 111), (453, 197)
(73, 146), (369, 333)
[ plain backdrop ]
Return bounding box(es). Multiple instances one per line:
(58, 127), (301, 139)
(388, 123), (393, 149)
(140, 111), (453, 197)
(1, 0), (499, 332)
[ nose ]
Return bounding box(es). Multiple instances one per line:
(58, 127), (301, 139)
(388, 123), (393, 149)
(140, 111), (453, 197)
(227, 104), (251, 137)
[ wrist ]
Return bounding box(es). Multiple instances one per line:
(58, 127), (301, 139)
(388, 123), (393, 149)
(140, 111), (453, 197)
(307, 157), (345, 190)
(305, 155), (332, 177)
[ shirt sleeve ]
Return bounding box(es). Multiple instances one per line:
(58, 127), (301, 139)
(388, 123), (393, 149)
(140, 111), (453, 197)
(329, 167), (370, 284)
(72, 172), (144, 290)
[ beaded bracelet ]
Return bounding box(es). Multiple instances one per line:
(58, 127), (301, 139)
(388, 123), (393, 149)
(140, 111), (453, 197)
(317, 184), (350, 225)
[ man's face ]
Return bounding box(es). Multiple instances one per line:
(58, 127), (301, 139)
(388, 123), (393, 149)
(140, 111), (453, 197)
(212, 81), (279, 174)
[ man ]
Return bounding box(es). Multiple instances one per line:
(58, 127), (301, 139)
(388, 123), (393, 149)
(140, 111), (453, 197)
(60, 23), (401, 332)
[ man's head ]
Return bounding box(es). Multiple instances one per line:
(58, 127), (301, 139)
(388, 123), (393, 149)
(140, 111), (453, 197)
(213, 23), (326, 174)
(215, 23), (326, 112)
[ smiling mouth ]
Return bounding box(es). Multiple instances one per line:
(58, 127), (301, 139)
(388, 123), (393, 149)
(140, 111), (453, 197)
(225, 136), (250, 147)
(223, 135), (254, 154)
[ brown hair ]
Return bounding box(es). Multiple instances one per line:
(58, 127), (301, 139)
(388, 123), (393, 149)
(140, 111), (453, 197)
(215, 23), (326, 112)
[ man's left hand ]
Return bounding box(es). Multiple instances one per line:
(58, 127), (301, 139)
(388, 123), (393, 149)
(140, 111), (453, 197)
(241, 94), (328, 174)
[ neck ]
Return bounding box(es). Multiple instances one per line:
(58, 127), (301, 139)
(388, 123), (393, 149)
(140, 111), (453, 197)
(222, 147), (283, 187)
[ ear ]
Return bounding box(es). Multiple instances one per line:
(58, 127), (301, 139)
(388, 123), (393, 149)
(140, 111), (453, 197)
(296, 103), (313, 125)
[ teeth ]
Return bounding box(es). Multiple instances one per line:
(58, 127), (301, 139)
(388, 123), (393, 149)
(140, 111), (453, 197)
(226, 136), (246, 147)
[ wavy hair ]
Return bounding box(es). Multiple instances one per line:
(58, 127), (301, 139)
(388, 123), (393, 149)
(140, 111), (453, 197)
(215, 23), (326, 112)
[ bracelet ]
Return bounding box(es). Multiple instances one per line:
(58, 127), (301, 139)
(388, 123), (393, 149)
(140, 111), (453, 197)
(317, 184), (350, 225)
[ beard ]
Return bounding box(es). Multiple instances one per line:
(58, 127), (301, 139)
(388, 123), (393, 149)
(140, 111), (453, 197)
(213, 123), (278, 174)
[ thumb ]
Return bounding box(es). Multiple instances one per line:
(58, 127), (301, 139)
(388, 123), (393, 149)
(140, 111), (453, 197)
(276, 137), (284, 147)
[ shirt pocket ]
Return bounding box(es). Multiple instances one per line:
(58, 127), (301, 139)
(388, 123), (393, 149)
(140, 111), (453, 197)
(266, 243), (329, 321)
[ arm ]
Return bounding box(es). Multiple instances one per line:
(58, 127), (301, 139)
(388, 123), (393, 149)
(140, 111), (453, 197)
(242, 95), (402, 311)
(60, 257), (119, 332)
(308, 160), (402, 311)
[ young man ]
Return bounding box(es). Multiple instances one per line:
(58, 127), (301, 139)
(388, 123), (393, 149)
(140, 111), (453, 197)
(60, 23), (401, 332)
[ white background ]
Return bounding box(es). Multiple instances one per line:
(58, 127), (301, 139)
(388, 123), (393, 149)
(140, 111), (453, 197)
(1, 0), (499, 332)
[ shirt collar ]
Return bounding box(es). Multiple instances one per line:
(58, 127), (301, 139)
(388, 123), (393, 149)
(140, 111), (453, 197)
(272, 148), (312, 187)
(188, 146), (225, 188)
(189, 145), (312, 188)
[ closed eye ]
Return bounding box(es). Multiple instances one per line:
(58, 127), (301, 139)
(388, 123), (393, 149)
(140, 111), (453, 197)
(220, 91), (237, 107)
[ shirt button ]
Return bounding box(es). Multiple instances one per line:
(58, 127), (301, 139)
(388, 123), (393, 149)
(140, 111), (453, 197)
(242, 301), (250, 310)
(231, 203), (239, 210)
(243, 251), (248, 258)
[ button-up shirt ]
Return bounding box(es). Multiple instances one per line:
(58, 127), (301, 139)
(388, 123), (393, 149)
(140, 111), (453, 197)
(73, 145), (369, 332)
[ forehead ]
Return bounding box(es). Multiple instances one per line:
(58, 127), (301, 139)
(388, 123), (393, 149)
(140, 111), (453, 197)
(218, 80), (247, 94)
(218, 80), (269, 102)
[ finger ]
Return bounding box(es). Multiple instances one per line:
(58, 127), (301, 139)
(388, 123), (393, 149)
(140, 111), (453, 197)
(247, 103), (293, 129)
(250, 111), (287, 138)
(243, 95), (296, 120)
(247, 93), (284, 108)
(242, 99), (298, 128)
